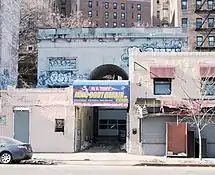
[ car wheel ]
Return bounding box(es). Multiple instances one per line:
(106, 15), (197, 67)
(0, 152), (13, 164)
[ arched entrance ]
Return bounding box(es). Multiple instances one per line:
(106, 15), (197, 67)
(87, 64), (128, 152)
(89, 64), (128, 80)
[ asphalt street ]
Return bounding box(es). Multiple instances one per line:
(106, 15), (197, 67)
(1, 165), (215, 175)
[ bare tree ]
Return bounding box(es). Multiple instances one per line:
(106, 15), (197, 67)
(159, 68), (215, 160)
(19, 0), (92, 88)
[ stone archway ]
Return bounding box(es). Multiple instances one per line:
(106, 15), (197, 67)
(89, 64), (128, 80)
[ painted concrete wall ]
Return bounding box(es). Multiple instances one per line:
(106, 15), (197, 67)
(37, 28), (188, 87)
(128, 50), (215, 156)
(0, 0), (20, 88)
(0, 87), (77, 152)
(129, 51), (215, 99)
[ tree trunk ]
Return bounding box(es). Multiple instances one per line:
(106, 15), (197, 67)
(197, 127), (202, 161)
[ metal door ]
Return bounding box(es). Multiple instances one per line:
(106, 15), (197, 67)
(13, 110), (30, 143)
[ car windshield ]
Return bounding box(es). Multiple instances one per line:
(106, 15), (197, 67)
(0, 137), (23, 145)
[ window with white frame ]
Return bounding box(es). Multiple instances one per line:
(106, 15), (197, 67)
(121, 13), (125, 20)
(105, 22), (109, 27)
(88, 11), (92, 17)
(105, 12), (109, 19)
(196, 0), (202, 9)
(113, 2), (117, 9)
(181, 0), (187, 10)
(208, 36), (215, 46)
(196, 36), (203, 46)
(208, 0), (213, 9)
(113, 12), (117, 19)
(88, 0), (92, 8)
(182, 18), (188, 28)
(208, 18), (214, 28)
(137, 4), (141, 10)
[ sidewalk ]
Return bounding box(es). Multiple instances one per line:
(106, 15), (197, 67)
(32, 153), (215, 167)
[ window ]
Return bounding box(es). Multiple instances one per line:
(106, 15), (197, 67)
(60, 7), (66, 17)
(121, 3), (125, 10)
(157, 0), (160, 4)
(121, 22), (125, 27)
(196, 0), (202, 9)
(196, 18), (202, 28)
(181, 18), (188, 28)
(137, 14), (141, 22)
(88, 0), (92, 8)
(88, 11), (92, 17)
(208, 0), (213, 9)
(105, 2), (109, 9)
(121, 13), (125, 20)
(105, 12), (109, 19)
(208, 36), (215, 46)
(113, 12), (117, 19)
(181, 0), (187, 10)
(157, 11), (160, 19)
(201, 77), (215, 96)
(96, 0), (99, 7)
(113, 2), (117, 9)
(113, 22), (117, 27)
(196, 36), (203, 46)
(96, 11), (98, 16)
(208, 18), (214, 27)
(137, 4), (141, 11)
(99, 120), (126, 130)
(132, 3), (134, 9)
(105, 22), (109, 27)
(132, 12), (134, 19)
(154, 78), (172, 95)
(96, 21), (98, 27)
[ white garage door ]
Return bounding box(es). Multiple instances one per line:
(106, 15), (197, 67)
(142, 116), (176, 156)
(98, 108), (127, 136)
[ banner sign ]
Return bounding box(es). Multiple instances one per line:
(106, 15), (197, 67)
(73, 80), (129, 107)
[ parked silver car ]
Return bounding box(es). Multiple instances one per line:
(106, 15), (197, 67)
(0, 136), (33, 164)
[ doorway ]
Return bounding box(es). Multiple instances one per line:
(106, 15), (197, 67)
(13, 108), (30, 143)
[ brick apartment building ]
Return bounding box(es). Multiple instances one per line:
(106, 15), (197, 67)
(178, 0), (215, 51)
(55, 0), (151, 27)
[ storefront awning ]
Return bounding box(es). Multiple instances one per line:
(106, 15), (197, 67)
(199, 64), (215, 77)
(150, 66), (175, 78)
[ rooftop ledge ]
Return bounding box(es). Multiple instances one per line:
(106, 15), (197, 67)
(37, 27), (187, 39)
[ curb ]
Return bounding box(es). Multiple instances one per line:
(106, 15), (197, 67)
(133, 163), (215, 167)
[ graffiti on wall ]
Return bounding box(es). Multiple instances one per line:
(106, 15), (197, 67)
(38, 57), (90, 87)
(120, 38), (187, 68)
(49, 57), (77, 70)
(38, 70), (89, 86)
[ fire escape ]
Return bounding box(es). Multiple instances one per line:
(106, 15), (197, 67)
(195, 0), (215, 51)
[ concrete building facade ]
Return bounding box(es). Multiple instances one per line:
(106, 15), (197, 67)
(128, 50), (215, 157)
(0, 87), (94, 152)
(37, 28), (187, 88)
(0, 0), (20, 88)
